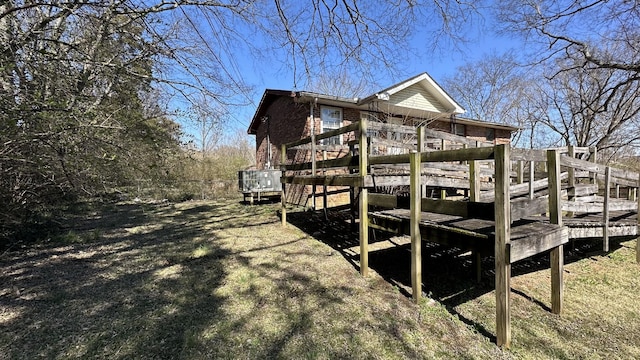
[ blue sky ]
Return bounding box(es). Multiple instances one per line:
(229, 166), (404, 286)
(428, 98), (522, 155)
(175, 4), (520, 144)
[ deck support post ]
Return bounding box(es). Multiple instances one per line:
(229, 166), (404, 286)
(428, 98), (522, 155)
(516, 160), (524, 184)
(322, 150), (328, 212)
(494, 144), (511, 348)
(470, 157), (482, 282)
(529, 160), (535, 199)
(590, 147), (598, 184)
(547, 149), (564, 315)
(410, 151), (422, 303)
(359, 119), (369, 276)
(604, 166), (611, 252)
(469, 160), (480, 202)
(567, 146), (576, 217)
(311, 134), (317, 210)
(281, 144), (287, 227)
(637, 174), (640, 264)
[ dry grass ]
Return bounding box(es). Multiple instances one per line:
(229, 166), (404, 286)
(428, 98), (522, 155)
(1, 198), (639, 359)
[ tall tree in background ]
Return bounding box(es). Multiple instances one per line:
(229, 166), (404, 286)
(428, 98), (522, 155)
(442, 53), (537, 146)
(0, 1), (181, 242)
(533, 60), (640, 158)
(0, 0), (484, 244)
(494, 0), (640, 156)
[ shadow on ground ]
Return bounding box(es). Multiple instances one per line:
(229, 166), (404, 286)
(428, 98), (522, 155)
(286, 207), (632, 344)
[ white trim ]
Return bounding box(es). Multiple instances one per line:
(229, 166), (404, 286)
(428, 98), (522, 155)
(320, 105), (343, 145)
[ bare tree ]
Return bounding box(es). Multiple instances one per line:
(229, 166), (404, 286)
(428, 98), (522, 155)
(443, 53), (537, 146)
(535, 60), (640, 158)
(0, 0), (485, 244)
(496, 0), (640, 73)
(495, 0), (640, 156)
(306, 68), (371, 98)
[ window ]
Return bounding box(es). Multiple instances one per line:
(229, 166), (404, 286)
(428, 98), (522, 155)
(320, 106), (342, 145)
(486, 128), (495, 142)
(453, 123), (465, 137)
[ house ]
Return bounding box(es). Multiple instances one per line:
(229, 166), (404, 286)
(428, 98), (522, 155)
(247, 72), (518, 206)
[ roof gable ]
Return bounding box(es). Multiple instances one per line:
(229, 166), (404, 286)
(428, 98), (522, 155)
(359, 72), (465, 115)
(389, 83), (449, 113)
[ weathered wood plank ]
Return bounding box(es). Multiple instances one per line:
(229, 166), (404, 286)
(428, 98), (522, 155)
(562, 200), (637, 213)
(494, 144), (511, 348)
(315, 122), (360, 142)
(511, 148), (547, 162)
(481, 172), (569, 201)
(528, 161), (535, 199)
(368, 193), (399, 208)
(282, 175), (363, 186)
(547, 149), (563, 315)
(359, 119), (369, 277)
(509, 224), (568, 263)
(603, 167), (611, 251)
(569, 184), (599, 197)
(567, 225), (638, 239)
(470, 160), (481, 202)
(372, 161), (495, 176)
(511, 197), (549, 220)
(283, 155), (358, 171)
(371, 137), (417, 151)
(420, 147), (496, 162)
(367, 218), (403, 234)
(281, 144), (287, 227)
(366, 174), (493, 190)
(367, 122), (492, 147)
(285, 122), (360, 148)
(410, 152), (422, 303)
(420, 198), (495, 220)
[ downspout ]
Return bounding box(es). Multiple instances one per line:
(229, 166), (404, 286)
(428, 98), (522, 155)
(310, 97), (317, 136)
(262, 115), (272, 169)
(267, 117), (271, 169)
(311, 98), (317, 209)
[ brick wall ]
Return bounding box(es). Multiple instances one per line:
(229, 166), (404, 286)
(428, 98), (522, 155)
(255, 96), (310, 170)
(253, 96), (513, 207)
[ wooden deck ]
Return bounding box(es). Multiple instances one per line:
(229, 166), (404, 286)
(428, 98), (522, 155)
(278, 119), (640, 349)
(530, 211), (638, 239)
(370, 209), (568, 263)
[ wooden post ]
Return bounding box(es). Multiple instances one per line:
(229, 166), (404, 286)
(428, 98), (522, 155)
(410, 151), (422, 303)
(439, 127), (446, 203)
(323, 150), (328, 210)
(469, 160), (480, 202)
(417, 126), (427, 198)
(494, 144), (511, 348)
(281, 144), (287, 227)
(637, 174), (640, 264)
(311, 134), (317, 210)
(349, 143), (357, 228)
(603, 166), (611, 252)
(547, 149), (564, 315)
(517, 160), (524, 184)
(529, 160), (535, 199)
(567, 146), (575, 218)
(359, 119), (369, 276)
(590, 147), (598, 184)
(567, 146), (575, 185)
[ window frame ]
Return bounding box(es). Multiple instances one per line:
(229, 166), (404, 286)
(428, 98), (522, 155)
(453, 123), (465, 137)
(320, 105), (343, 145)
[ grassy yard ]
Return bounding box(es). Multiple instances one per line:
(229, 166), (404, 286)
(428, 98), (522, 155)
(1, 198), (639, 359)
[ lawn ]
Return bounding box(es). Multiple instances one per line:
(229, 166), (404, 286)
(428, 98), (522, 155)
(1, 198), (639, 359)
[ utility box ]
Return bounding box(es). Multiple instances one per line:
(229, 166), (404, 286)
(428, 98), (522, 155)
(238, 169), (282, 204)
